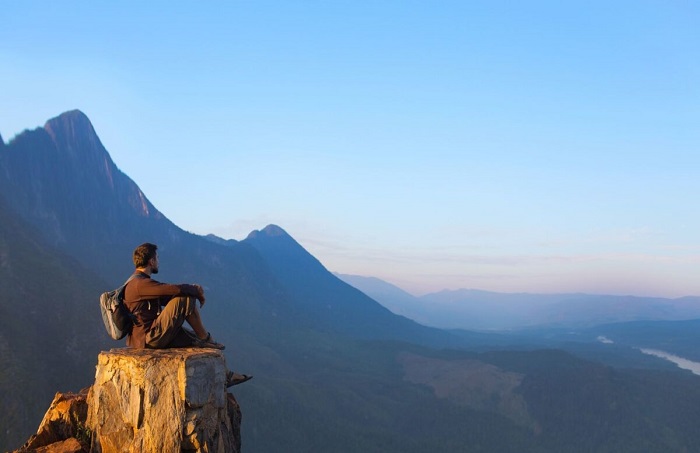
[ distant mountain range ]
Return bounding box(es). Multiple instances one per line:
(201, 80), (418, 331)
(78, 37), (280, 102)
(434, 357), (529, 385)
(4, 110), (700, 452)
(337, 273), (700, 330)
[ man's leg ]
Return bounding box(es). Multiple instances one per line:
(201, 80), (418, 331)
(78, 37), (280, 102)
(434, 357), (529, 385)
(185, 305), (208, 340)
(145, 296), (197, 348)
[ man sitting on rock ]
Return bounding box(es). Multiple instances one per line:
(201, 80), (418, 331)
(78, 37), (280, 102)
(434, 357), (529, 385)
(124, 242), (252, 386)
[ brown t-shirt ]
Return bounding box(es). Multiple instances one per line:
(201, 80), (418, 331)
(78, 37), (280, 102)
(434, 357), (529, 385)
(123, 271), (200, 348)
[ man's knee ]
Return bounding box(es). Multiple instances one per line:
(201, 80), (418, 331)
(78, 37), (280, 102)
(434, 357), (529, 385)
(170, 296), (197, 317)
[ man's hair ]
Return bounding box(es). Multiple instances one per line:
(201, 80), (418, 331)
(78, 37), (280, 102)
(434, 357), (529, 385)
(133, 243), (158, 268)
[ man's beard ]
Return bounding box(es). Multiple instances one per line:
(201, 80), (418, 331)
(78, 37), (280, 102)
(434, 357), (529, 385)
(152, 266), (159, 274)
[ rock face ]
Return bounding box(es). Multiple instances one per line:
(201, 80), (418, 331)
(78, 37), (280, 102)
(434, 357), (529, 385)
(15, 348), (242, 452)
(19, 389), (90, 452)
(0, 110), (177, 261)
(87, 348), (241, 453)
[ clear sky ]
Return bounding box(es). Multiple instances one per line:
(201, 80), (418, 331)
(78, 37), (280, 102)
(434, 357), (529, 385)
(1, 1), (699, 297)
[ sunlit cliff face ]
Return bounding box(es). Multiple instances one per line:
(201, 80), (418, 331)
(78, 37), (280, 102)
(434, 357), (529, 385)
(135, 189), (151, 217)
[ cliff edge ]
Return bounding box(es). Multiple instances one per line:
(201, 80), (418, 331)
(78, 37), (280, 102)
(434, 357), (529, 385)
(16, 348), (242, 453)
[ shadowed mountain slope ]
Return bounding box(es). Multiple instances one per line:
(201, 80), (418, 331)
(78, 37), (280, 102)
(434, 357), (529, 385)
(0, 196), (112, 448)
(1, 111), (173, 253)
(244, 225), (465, 348)
(336, 273), (437, 323)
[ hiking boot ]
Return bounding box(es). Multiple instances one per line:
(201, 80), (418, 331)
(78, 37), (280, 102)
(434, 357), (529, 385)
(195, 332), (225, 350)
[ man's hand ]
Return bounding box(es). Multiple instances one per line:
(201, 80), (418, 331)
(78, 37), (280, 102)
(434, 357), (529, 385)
(195, 284), (206, 308)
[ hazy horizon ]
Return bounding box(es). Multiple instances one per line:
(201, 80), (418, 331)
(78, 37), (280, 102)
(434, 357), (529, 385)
(336, 271), (700, 300)
(2, 2), (698, 298)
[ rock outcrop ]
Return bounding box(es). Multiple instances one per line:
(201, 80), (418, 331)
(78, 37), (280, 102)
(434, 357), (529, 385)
(88, 348), (241, 453)
(16, 348), (242, 453)
(19, 389), (90, 452)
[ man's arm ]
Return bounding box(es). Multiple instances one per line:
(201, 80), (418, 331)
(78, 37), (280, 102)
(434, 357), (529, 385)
(136, 278), (201, 302)
(193, 284), (206, 307)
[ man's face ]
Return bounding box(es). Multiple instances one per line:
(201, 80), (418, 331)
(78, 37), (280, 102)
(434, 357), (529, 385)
(150, 253), (159, 274)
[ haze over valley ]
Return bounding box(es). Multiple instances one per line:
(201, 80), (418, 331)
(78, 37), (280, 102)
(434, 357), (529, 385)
(337, 273), (700, 331)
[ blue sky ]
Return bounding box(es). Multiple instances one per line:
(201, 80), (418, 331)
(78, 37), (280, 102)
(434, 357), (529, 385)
(1, 1), (699, 297)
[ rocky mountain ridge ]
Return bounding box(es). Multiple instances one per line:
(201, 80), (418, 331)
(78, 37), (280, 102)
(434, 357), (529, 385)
(0, 110), (174, 268)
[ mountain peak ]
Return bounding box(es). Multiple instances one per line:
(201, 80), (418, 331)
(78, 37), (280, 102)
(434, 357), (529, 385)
(0, 110), (172, 250)
(44, 109), (92, 132)
(43, 109), (103, 156)
(246, 224), (289, 240)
